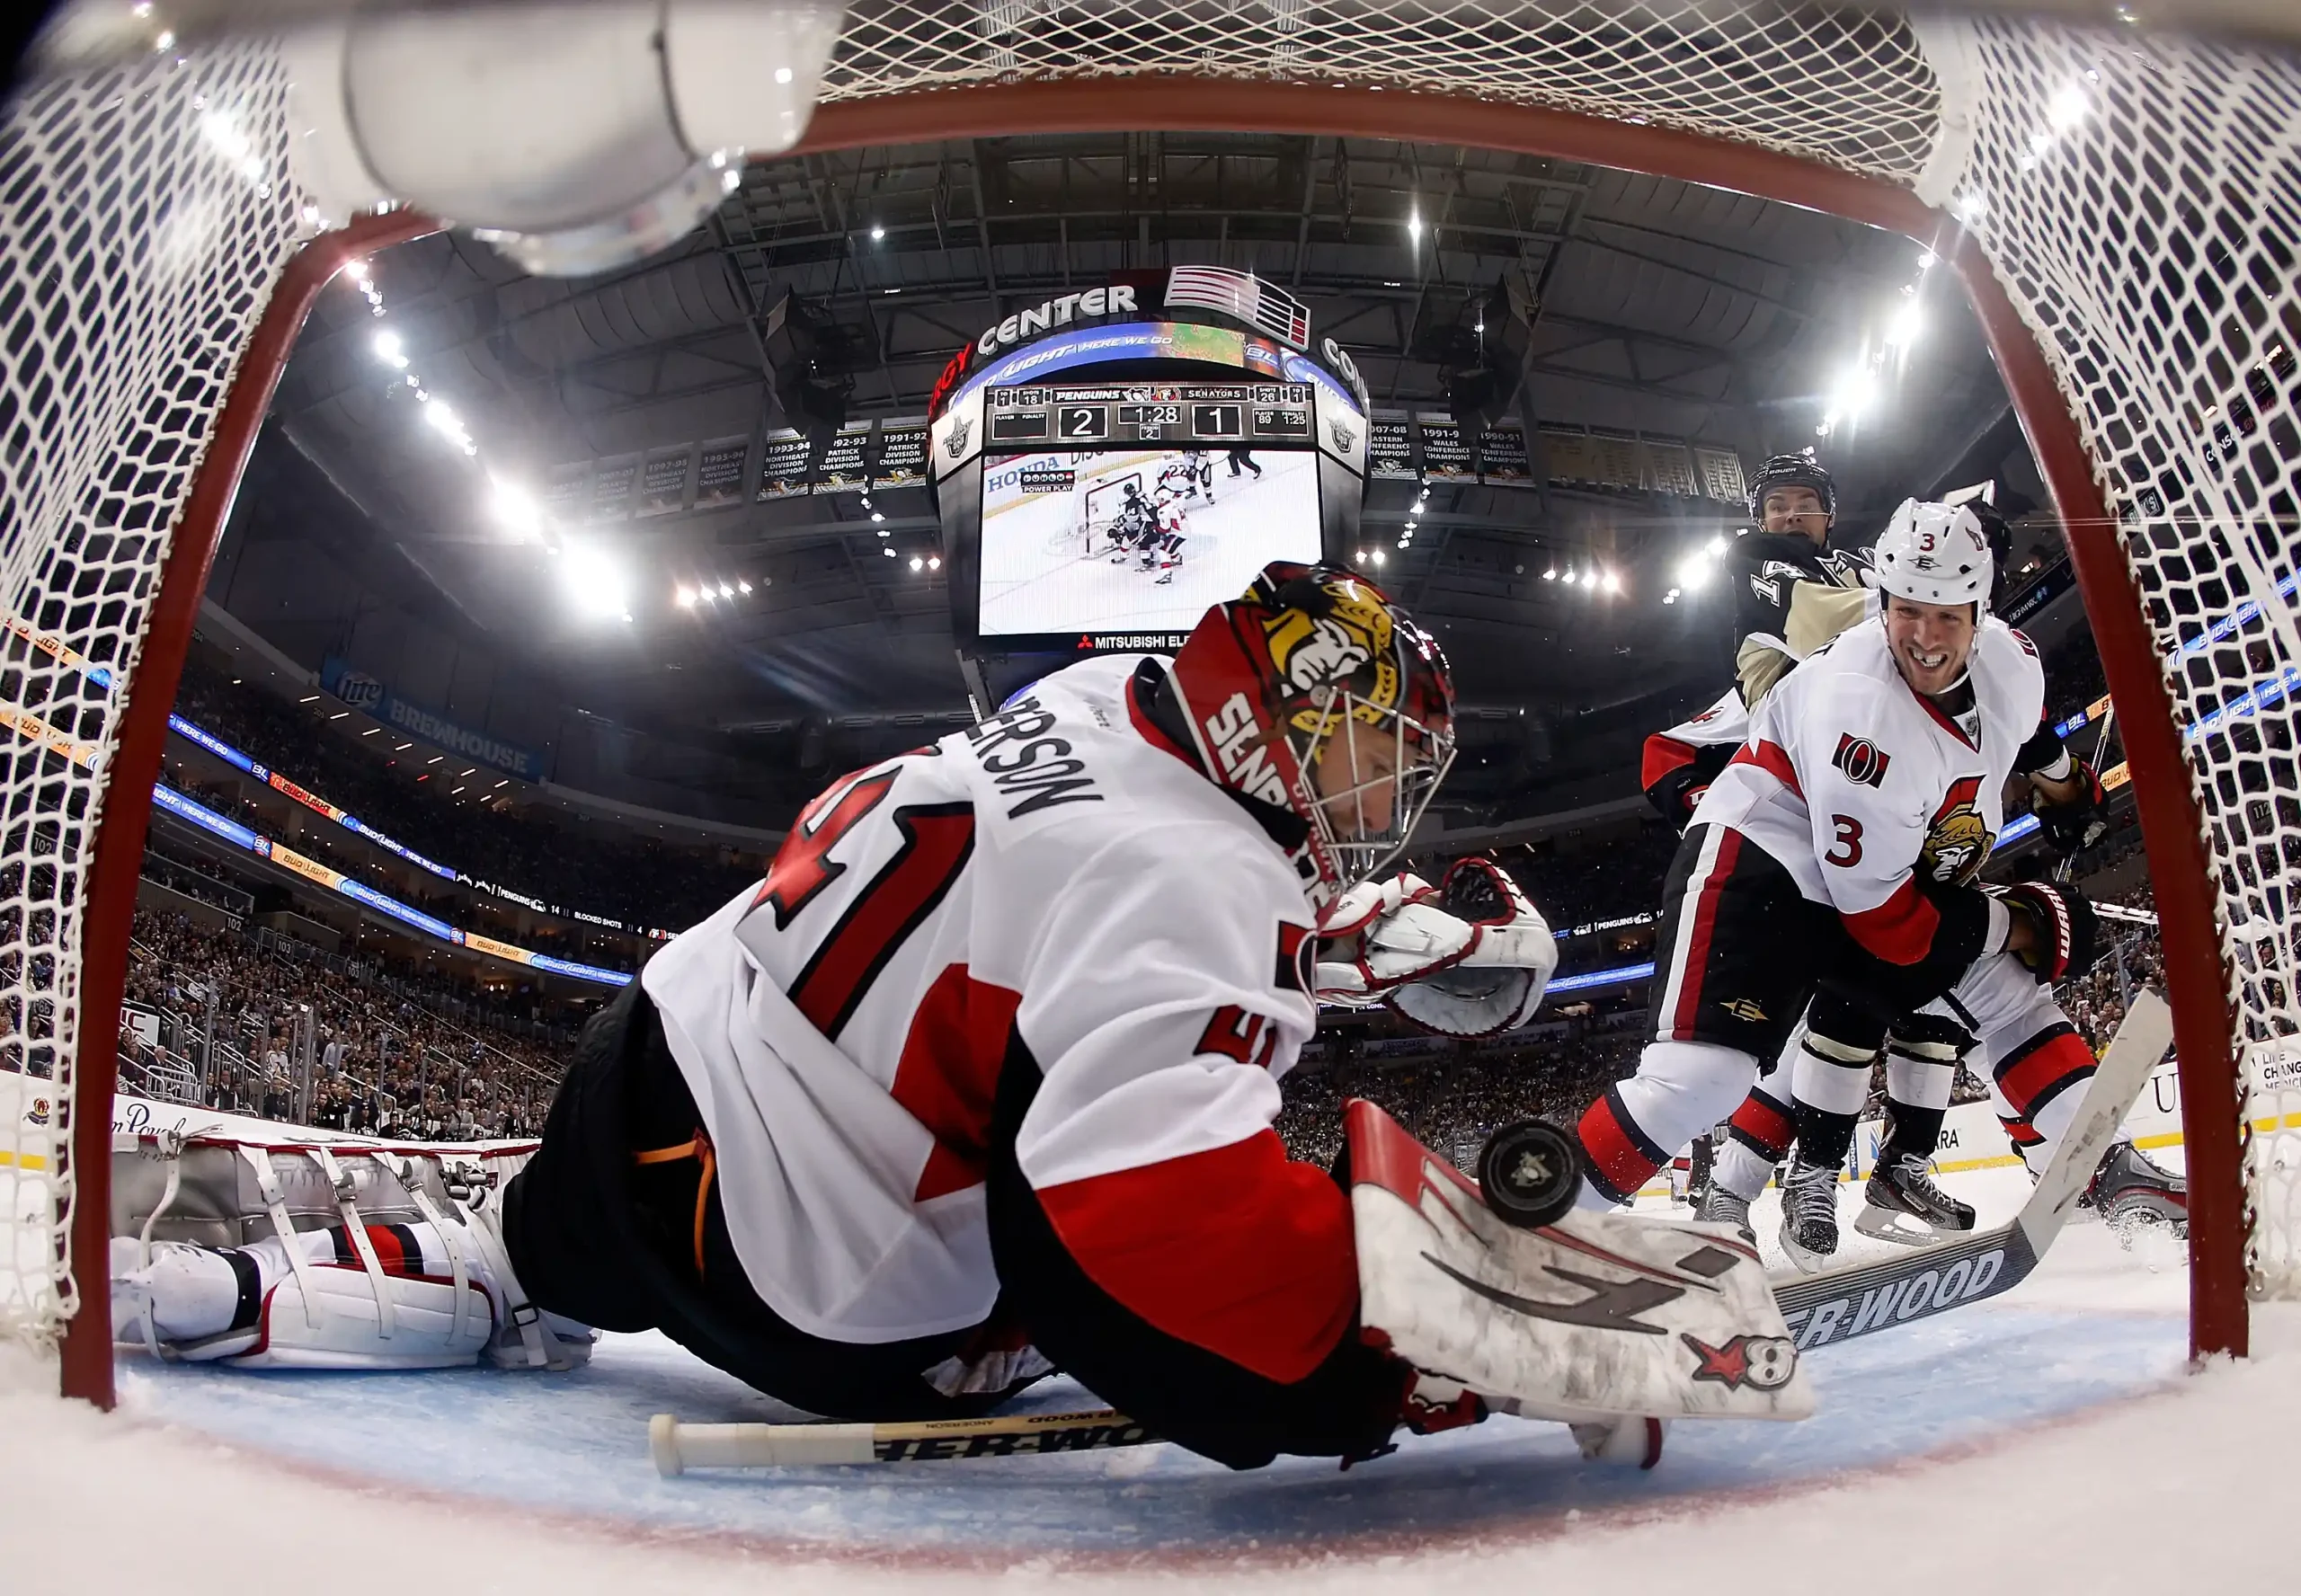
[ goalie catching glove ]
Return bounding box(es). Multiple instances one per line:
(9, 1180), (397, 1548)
(1315, 856), (1558, 1038)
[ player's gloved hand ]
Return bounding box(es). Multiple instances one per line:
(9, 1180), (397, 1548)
(1314, 871), (1462, 1005)
(1994, 879), (2101, 984)
(1387, 857), (1559, 1039)
(1341, 1343), (1488, 1468)
(2033, 755), (2109, 856)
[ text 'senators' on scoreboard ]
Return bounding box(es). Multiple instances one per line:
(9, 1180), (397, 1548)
(986, 383), (1316, 446)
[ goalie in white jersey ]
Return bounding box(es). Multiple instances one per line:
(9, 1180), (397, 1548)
(506, 563), (1486, 1468)
(1573, 502), (2102, 1223)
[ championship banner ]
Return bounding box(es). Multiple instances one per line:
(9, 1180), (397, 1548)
(588, 457), (637, 521)
(1538, 424), (1601, 487)
(1415, 414), (1474, 480)
(812, 420), (873, 493)
(695, 438), (750, 510)
(756, 428), (811, 499)
(1368, 414), (1416, 482)
(1640, 435), (1699, 497)
(1477, 424), (1534, 487)
(543, 461), (587, 519)
(872, 421), (930, 488)
(1694, 446), (1747, 506)
(637, 447), (691, 518)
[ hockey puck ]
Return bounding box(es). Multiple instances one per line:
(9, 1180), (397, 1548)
(1477, 1119), (1581, 1229)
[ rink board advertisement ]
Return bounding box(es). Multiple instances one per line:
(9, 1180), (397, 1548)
(976, 443), (1322, 646)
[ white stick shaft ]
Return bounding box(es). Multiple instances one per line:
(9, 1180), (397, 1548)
(650, 1408), (1151, 1475)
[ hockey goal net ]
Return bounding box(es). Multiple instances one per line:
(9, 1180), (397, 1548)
(1074, 465), (1152, 554)
(2, 4), (2295, 1401)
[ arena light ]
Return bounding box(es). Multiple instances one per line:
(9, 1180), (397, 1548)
(717, 581), (734, 599)
(1373, 549), (1387, 566)
(738, 580), (752, 594)
(1886, 300), (1923, 350)
(2049, 84), (2089, 132)
(1407, 202), (1422, 245)
(870, 224), (885, 242)
(909, 554), (924, 572)
(1601, 569), (1621, 595)
(1542, 566), (1556, 581)
(372, 329), (406, 368)
(557, 544), (631, 622)
(676, 587), (697, 607)
(927, 554), (941, 571)
(488, 477), (544, 541)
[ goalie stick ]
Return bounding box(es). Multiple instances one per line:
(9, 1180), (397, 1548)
(1770, 990), (2173, 1353)
(649, 1407), (1155, 1474)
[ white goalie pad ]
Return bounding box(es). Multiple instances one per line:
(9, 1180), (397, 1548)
(1347, 1101), (1813, 1426)
(229, 1261), (499, 1370)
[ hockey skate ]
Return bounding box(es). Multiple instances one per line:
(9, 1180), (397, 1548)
(2083, 1141), (2188, 1242)
(1854, 1150), (1977, 1246)
(1696, 1183), (1756, 1246)
(1777, 1157), (1841, 1274)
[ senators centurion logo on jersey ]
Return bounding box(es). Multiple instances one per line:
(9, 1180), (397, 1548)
(1920, 775), (1993, 884)
(1832, 732), (1891, 788)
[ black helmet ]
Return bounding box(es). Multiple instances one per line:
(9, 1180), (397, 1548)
(1747, 453), (1836, 522)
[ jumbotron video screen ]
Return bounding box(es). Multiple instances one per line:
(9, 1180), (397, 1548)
(977, 445), (1322, 637)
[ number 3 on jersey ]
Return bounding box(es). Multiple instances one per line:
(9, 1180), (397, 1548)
(1826, 813), (1864, 867)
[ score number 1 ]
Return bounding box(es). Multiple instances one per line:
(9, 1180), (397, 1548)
(1061, 406), (1109, 440)
(1190, 403), (1243, 439)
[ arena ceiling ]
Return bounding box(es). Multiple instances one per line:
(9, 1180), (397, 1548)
(217, 131), (2049, 828)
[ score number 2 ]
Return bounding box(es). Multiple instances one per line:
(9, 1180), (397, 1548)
(1061, 406), (1108, 440)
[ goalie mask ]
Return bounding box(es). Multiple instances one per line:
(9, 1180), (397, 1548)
(1167, 561), (1456, 909)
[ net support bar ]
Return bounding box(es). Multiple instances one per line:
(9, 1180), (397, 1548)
(58, 208), (441, 1408)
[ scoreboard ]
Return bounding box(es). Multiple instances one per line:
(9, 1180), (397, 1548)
(984, 382), (1315, 448)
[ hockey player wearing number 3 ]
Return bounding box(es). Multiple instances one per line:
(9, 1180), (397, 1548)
(1573, 502), (2104, 1251)
(113, 563), (1573, 1472)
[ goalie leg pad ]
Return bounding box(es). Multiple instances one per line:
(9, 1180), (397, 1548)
(239, 1262), (496, 1370)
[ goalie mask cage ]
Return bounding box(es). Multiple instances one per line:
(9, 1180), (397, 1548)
(1, 4), (2293, 1407)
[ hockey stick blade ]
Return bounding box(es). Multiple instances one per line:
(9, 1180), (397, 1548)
(1772, 989), (2172, 1354)
(650, 1408), (1157, 1475)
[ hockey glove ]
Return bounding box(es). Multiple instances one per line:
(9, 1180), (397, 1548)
(1387, 857), (1559, 1040)
(2033, 755), (2109, 856)
(1997, 879), (2101, 984)
(1314, 871), (1466, 1005)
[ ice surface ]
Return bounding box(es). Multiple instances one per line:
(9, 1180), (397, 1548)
(4, 1165), (2293, 1592)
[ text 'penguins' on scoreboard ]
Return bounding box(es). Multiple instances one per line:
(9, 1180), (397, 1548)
(986, 383), (1316, 447)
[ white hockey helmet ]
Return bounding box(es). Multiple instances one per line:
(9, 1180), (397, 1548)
(1870, 499), (1994, 612)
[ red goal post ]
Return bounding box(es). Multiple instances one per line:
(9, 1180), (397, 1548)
(4, 7), (2290, 1409)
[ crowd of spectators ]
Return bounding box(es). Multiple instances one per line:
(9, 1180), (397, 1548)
(122, 908), (580, 1139)
(171, 653), (760, 930)
(1275, 1032), (1642, 1169)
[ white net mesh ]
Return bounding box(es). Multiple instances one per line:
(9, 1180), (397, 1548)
(1938, 21), (2301, 1299)
(0, 42), (307, 1352)
(823, 1), (1946, 181)
(1, 4), (2296, 1368)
